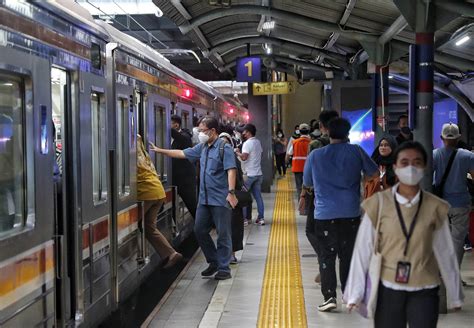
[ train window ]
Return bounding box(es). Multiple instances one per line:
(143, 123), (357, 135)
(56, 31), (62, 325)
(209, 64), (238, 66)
(117, 97), (131, 197)
(154, 104), (167, 183)
(91, 92), (107, 204)
(181, 111), (189, 129)
(51, 67), (67, 175)
(0, 73), (25, 236)
(91, 43), (101, 70)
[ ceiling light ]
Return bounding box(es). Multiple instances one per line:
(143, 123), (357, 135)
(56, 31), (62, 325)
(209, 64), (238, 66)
(2, 83), (13, 86)
(388, 75), (393, 79)
(262, 21), (275, 30)
(265, 46), (272, 55)
(455, 35), (470, 46)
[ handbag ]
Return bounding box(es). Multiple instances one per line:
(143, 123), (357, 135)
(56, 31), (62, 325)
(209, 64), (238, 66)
(357, 192), (383, 319)
(432, 149), (457, 197)
(235, 187), (252, 207)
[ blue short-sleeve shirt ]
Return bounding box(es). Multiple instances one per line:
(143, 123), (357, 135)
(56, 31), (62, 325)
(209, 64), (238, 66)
(183, 138), (237, 206)
(433, 147), (474, 208)
(303, 143), (378, 220)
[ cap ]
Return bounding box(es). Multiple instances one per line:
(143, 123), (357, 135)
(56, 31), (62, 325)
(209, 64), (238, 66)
(441, 123), (461, 139)
(299, 123), (310, 131)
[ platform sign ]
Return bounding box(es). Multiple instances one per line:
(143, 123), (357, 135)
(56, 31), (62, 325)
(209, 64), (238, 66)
(236, 57), (262, 82)
(252, 81), (296, 95)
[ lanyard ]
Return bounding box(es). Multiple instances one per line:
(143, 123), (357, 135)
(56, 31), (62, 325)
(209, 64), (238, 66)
(393, 191), (424, 257)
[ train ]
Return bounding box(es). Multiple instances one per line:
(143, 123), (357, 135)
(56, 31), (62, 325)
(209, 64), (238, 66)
(0, 1), (248, 327)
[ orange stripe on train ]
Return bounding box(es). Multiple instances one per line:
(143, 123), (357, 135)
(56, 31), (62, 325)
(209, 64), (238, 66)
(0, 243), (54, 297)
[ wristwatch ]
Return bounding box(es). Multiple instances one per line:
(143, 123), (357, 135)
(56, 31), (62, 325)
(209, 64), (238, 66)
(228, 189), (236, 195)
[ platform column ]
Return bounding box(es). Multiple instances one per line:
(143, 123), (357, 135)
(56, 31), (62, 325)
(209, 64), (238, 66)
(372, 64), (389, 141)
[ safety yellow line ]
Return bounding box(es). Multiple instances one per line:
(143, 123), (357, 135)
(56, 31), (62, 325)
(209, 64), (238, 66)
(257, 175), (307, 328)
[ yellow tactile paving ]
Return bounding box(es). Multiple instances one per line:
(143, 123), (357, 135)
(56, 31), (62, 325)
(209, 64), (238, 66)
(257, 175), (307, 328)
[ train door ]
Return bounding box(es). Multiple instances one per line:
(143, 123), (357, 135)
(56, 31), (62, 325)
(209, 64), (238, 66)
(50, 67), (73, 327)
(72, 71), (112, 324)
(0, 48), (55, 327)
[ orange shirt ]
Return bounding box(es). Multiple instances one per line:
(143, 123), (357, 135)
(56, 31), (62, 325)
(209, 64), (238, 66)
(292, 137), (310, 172)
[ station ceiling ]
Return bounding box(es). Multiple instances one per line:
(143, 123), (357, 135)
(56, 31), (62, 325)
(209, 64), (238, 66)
(87, 0), (474, 81)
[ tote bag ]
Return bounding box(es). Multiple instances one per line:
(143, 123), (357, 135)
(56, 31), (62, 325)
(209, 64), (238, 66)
(357, 192), (383, 319)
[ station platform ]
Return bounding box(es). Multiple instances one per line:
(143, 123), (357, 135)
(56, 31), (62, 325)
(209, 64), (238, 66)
(141, 176), (474, 328)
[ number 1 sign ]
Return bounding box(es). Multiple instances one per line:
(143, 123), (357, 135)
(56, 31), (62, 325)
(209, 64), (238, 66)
(236, 57), (262, 82)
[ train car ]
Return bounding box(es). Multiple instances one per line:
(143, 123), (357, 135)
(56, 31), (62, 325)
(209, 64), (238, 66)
(0, 1), (246, 327)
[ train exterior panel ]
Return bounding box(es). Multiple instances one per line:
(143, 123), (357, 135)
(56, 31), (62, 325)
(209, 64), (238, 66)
(0, 1), (247, 327)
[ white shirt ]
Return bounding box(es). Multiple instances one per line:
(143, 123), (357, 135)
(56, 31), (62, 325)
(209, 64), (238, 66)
(344, 185), (464, 308)
(242, 137), (263, 176)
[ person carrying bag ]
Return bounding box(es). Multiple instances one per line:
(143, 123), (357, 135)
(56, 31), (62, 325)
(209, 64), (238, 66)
(345, 141), (463, 327)
(432, 149), (457, 197)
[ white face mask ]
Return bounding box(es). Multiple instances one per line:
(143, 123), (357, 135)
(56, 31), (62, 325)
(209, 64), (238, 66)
(395, 166), (424, 186)
(295, 130), (300, 135)
(198, 132), (210, 144)
(277, 133), (283, 138)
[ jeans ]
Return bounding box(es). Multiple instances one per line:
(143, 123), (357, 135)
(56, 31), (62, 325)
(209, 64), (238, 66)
(194, 204), (232, 273)
(315, 217), (360, 300)
(374, 285), (439, 328)
(448, 207), (470, 266)
(294, 172), (303, 197)
(244, 175), (265, 219)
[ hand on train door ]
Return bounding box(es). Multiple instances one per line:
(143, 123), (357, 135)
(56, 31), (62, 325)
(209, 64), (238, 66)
(149, 141), (161, 153)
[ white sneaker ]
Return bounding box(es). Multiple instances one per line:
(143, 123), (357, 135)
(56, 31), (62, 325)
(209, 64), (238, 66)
(256, 218), (265, 226)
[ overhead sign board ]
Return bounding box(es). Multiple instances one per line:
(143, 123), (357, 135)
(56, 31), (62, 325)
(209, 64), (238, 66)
(252, 81), (296, 95)
(236, 57), (262, 82)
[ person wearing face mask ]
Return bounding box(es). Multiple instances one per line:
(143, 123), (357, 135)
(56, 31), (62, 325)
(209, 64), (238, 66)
(433, 123), (474, 271)
(396, 114), (413, 145)
(274, 129), (288, 177)
(364, 135), (398, 198)
(287, 123), (312, 197)
(286, 125), (301, 167)
(150, 116), (238, 280)
(345, 141), (463, 327)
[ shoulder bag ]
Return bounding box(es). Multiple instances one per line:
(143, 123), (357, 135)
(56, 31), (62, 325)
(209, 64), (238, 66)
(432, 149), (457, 198)
(357, 191), (383, 319)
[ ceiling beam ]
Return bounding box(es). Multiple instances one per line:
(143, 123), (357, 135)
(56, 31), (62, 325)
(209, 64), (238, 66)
(206, 36), (348, 63)
(378, 15), (408, 45)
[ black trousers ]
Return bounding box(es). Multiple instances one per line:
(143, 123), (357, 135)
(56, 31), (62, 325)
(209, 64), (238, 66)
(275, 153), (286, 176)
(375, 285), (439, 328)
(305, 193), (319, 256)
(294, 172), (303, 197)
(177, 182), (197, 219)
(315, 217), (360, 300)
(231, 207), (244, 252)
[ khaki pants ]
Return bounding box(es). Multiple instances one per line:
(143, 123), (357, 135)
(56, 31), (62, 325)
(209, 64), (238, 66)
(143, 199), (175, 260)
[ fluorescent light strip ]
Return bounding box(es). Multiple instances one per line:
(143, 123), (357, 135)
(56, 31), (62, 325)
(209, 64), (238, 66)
(455, 35), (470, 46)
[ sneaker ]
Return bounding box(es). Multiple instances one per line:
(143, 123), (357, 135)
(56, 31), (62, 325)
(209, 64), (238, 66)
(215, 271), (232, 280)
(318, 297), (337, 312)
(256, 218), (265, 226)
(464, 244), (472, 252)
(230, 255), (238, 265)
(243, 219), (249, 227)
(201, 264), (218, 277)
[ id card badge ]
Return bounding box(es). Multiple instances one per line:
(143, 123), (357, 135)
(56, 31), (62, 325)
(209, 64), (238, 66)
(395, 261), (411, 284)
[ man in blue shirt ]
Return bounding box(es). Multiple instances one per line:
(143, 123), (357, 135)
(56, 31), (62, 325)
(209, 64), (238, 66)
(433, 123), (474, 268)
(303, 117), (378, 312)
(150, 116), (238, 280)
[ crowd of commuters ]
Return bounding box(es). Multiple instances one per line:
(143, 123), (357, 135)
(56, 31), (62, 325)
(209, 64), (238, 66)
(137, 107), (472, 326)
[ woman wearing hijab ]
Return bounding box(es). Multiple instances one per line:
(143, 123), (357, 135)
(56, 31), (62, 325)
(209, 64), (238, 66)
(365, 135), (398, 198)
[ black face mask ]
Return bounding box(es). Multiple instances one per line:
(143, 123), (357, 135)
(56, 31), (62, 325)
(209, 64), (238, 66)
(401, 127), (411, 135)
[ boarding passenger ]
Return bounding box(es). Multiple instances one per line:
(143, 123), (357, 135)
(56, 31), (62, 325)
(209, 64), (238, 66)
(303, 118), (378, 312)
(433, 123), (474, 269)
(150, 116), (238, 280)
(395, 114), (413, 145)
(274, 129), (287, 177)
(364, 135), (398, 198)
(236, 124), (265, 225)
(136, 135), (183, 269)
(303, 110), (339, 284)
(288, 123), (311, 197)
(346, 141), (463, 327)
(170, 115), (197, 219)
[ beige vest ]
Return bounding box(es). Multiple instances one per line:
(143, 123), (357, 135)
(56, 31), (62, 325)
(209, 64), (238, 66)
(362, 188), (449, 287)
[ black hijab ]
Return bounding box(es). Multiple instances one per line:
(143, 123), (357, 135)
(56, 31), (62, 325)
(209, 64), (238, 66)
(371, 135), (398, 186)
